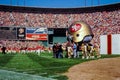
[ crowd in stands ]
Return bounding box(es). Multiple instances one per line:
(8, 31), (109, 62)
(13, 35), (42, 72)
(0, 5), (120, 47)
(0, 40), (46, 54)
(0, 10), (119, 29)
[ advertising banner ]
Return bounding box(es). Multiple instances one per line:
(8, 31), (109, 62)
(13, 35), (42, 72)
(26, 28), (48, 40)
(26, 28), (47, 34)
(26, 34), (47, 40)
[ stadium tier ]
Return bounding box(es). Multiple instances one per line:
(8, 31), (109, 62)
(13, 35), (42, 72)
(0, 3), (120, 46)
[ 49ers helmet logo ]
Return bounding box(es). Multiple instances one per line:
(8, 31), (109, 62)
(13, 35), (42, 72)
(69, 24), (81, 32)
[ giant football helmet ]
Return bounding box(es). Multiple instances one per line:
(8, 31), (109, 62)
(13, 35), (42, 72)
(68, 21), (94, 43)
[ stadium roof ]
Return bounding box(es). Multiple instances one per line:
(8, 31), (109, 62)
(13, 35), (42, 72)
(0, 0), (120, 8)
(0, 3), (119, 13)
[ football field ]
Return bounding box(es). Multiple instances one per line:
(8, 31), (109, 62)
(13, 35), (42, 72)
(0, 52), (120, 80)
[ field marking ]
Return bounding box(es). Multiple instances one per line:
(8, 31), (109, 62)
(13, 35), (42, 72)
(0, 69), (56, 80)
(0, 65), (70, 70)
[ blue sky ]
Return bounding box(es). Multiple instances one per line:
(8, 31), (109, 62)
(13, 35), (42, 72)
(0, 0), (120, 8)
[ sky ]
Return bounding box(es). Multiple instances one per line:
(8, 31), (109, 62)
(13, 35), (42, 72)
(0, 0), (120, 8)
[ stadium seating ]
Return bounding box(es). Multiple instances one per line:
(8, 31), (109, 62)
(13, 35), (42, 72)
(0, 3), (120, 47)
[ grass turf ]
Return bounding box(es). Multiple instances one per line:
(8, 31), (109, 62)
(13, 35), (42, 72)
(0, 69), (55, 80)
(0, 52), (120, 80)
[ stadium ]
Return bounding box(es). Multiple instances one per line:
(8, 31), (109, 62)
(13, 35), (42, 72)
(0, 0), (120, 80)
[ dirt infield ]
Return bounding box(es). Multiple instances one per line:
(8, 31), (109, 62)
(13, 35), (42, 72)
(64, 57), (120, 80)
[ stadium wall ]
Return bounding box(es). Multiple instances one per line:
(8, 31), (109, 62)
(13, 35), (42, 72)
(100, 34), (120, 54)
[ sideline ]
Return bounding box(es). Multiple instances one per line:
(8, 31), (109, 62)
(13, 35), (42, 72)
(0, 69), (56, 80)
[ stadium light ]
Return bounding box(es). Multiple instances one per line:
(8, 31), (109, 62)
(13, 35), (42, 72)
(24, 0), (26, 6)
(98, 0), (100, 6)
(10, 0), (12, 5)
(17, 0), (19, 5)
(85, 0), (86, 7)
(91, 0), (93, 6)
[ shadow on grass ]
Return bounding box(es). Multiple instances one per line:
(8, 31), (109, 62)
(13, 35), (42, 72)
(0, 53), (16, 67)
(26, 52), (101, 80)
(26, 53), (71, 80)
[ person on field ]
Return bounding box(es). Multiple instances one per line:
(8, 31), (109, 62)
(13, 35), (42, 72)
(87, 43), (94, 59)
(76, 43), (80, 58)
(94, 44), (101, 58)
(72, 42), (77, 58)
(52, 43), (58, 58)
(66, 41), (73, 58)
(57, 43), (63, 58)
(1, 46), (6, 54)
(81, 43), (89, 59)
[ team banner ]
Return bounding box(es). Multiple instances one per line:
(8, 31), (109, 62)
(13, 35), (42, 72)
(26, 28), (48, 40)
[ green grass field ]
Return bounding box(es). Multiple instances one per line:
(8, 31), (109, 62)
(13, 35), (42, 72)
(0, 52), (120, 80)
